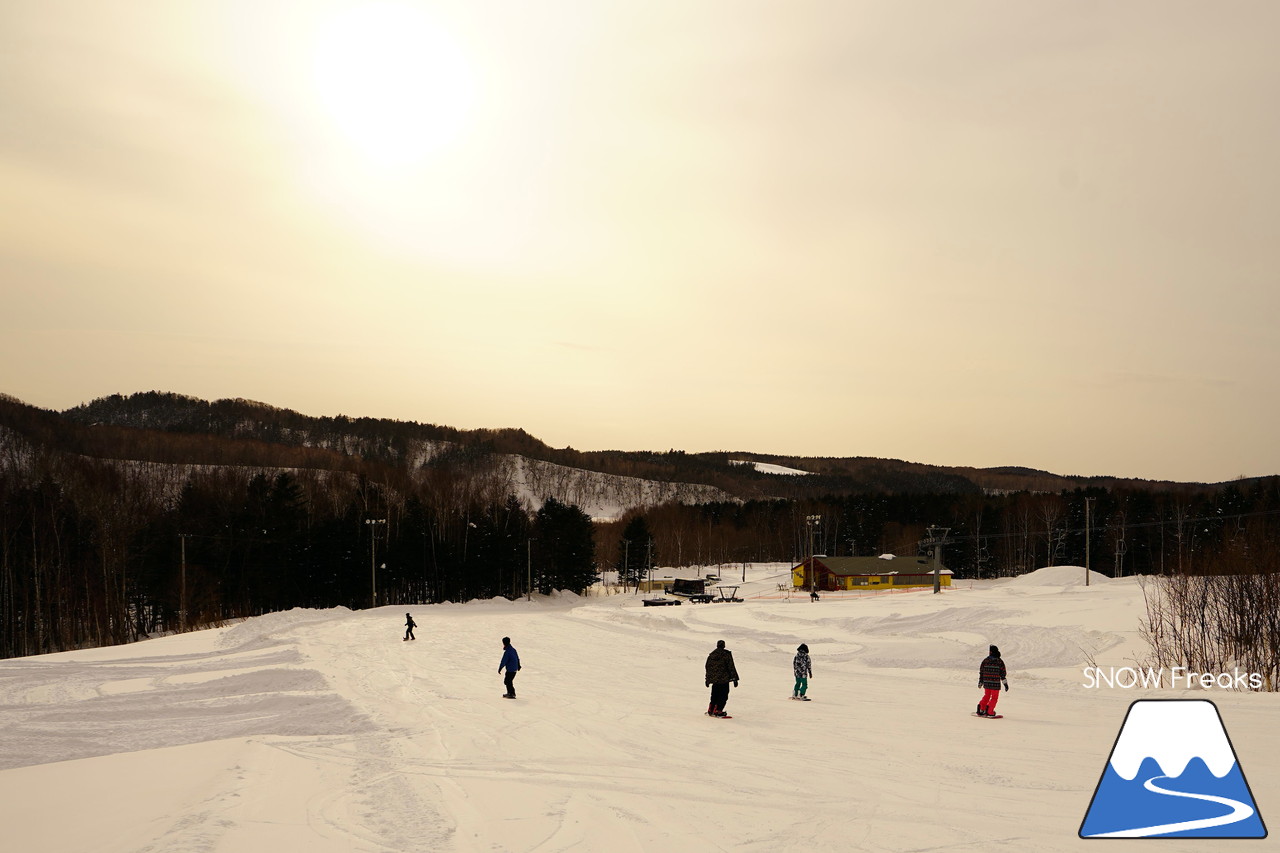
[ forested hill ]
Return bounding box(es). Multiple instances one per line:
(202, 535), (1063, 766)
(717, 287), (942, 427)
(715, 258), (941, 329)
(4, 390), (1275, 661)
(5, 391), (1202, 500)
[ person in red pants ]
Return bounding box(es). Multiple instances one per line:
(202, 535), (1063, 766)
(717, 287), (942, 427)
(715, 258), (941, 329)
(976, 644), (1009, 716)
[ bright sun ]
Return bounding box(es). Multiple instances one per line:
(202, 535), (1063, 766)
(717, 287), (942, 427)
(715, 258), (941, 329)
(310, 2), (477, 170)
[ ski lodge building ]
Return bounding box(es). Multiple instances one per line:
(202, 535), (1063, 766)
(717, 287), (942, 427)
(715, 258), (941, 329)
(791, 555), (952, 591)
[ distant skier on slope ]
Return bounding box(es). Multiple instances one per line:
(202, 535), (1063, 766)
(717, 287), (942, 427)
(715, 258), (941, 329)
(976, 644), (1009, 717)
(404, 613), (416, 641)
(705, 640), (740, 717)
(792, 643), (812, 700)
(499, 636), (521, 698)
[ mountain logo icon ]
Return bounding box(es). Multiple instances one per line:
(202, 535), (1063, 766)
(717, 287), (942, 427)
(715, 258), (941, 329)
(1080, 699), (1267, 838)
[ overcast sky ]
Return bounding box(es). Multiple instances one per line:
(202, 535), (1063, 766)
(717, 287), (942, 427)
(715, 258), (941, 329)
(3, 0), (1278, 483)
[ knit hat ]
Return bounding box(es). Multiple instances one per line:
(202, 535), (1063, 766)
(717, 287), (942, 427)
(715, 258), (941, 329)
(798, 644), (809, 653)
(716, 640), (726, 649)
(989, 644), (1000, 656)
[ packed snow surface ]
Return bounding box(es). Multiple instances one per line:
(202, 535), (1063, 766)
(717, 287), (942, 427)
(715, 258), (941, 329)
(1, 565), (1275, 852)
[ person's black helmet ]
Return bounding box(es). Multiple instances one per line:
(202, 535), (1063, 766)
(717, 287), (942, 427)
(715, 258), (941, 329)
(989, 644), (1000, 656)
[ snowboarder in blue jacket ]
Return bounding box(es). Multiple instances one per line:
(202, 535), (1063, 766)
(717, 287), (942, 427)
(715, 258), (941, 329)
(499, 636), (521, 698)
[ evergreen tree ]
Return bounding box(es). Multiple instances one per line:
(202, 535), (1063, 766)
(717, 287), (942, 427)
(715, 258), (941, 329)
(533, 498), (597, 594)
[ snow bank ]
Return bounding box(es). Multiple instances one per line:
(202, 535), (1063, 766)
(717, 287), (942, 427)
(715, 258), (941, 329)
(1002, 565), (1112, 588)
(216, 606), (354, 650)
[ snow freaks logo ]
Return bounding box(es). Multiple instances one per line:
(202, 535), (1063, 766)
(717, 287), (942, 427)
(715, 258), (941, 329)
(1079, 700), (1267, 839)
(1082, 667), (1263, 690)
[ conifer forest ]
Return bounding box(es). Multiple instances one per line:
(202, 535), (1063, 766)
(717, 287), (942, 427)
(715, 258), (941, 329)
(2, 393), (1278, 661)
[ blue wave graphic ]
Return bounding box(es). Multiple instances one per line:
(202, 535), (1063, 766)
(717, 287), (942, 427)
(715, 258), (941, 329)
(1081, 756), (1266, 838)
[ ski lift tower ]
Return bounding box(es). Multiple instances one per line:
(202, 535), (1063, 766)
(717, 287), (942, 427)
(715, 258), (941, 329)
(918, 526), (954, 594)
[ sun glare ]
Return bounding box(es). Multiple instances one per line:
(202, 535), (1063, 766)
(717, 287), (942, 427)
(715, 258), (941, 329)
(310, 2), (477, 169)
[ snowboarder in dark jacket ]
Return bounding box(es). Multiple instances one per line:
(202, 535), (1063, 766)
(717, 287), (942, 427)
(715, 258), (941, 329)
(976, 644), (1008, 716)
(792, 643), (812, 700)
(705, 640), (739, 717)
(499, 636), (521, 698)
(404, 613), (416, 641)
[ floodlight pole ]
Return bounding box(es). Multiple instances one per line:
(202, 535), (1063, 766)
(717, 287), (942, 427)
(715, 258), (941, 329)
(805, 515), (821, 595)
(366, 518), (386, 608)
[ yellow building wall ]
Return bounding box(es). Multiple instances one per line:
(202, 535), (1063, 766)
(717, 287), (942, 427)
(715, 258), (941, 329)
(791, 571), (951, 590)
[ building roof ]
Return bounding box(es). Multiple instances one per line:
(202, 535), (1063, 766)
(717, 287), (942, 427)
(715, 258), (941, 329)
(799, 555), (952, 576)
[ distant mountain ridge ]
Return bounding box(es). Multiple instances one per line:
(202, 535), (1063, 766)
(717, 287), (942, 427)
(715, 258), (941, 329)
(2, 391), (1217, 520)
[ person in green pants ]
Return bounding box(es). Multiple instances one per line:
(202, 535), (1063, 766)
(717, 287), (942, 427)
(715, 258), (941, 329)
(792, 643), (812, 700)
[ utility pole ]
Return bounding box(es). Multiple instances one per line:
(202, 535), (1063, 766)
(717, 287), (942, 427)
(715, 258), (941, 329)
(622, 539), (630, 594)
(647, 538), (654, 594)
(1084, 498), (1094, 587)
(366, 518), (386, 608)
(178, 533), (189, 632)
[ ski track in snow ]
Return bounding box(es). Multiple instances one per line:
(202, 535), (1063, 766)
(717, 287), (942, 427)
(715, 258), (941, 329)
(0, 566), (1275, 852)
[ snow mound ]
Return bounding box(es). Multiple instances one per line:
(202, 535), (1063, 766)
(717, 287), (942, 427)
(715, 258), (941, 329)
(216, 607), (353, 649)
(453, 591), (584, 609)
(1004, 565), (1111, 588)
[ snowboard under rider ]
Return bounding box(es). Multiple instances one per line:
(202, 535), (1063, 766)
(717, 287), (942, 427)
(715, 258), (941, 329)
(705, 640), (740, 717)
(976, 644), (1009, 716)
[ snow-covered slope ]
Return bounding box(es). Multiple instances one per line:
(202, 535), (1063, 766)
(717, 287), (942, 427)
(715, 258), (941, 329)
(503, 453), (736, 519)
(2, 566), (1276, 852)
(0, 425), (735, 519)
(728, 459), (812, 476)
